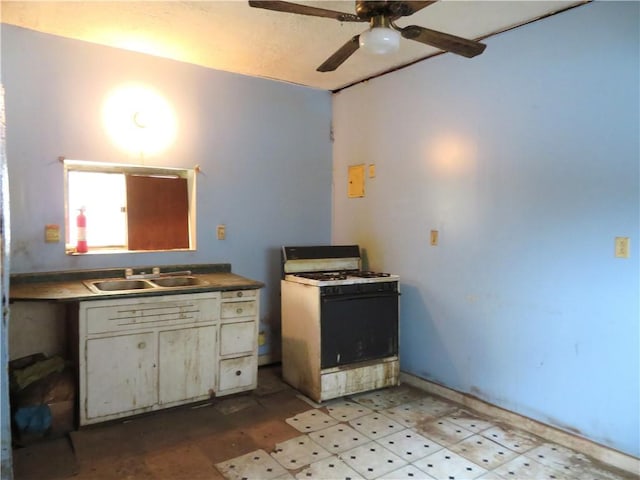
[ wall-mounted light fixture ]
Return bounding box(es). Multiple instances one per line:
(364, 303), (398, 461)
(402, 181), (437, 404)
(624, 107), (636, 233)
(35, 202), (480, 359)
(102, 84), (177, 157)
(132, 110), (150, 129)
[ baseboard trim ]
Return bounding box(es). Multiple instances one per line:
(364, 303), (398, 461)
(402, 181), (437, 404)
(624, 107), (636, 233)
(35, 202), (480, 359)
(399, 371), (639, 475)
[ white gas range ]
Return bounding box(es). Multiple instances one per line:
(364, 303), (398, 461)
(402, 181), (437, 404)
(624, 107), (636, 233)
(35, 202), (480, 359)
(283, 244), (399, 285)
(280, 245), (400, 402)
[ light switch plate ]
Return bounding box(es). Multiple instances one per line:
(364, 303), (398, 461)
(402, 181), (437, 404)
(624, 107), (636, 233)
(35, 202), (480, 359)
(217, 224), (226, 240)
(430, 230), (439, 246)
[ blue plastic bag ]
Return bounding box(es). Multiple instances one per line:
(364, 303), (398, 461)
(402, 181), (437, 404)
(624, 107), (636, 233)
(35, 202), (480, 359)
(14, 405), (52, 433)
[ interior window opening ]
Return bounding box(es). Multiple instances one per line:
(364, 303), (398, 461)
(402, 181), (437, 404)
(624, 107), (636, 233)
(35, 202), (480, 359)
(64, 160), (196, 254)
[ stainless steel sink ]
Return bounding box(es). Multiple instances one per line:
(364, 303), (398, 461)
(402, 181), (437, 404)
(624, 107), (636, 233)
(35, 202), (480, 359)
(150, 276), (207, 288)
(84, 275), (210, 294)
(84, 279), (156, 293)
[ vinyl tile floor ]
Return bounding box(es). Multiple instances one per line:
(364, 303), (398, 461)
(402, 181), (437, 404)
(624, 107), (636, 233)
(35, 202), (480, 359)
(12, 365), (638, 480)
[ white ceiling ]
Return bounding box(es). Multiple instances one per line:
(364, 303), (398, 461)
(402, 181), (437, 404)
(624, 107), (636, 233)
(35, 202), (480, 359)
(1, 1), (587, 91)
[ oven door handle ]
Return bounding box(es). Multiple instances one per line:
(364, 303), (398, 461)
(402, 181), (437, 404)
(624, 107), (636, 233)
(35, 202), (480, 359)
(321, 292), (400, 302)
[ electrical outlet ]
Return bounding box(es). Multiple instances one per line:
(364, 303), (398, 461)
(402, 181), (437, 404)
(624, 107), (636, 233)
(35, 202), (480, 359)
(615, 236), (630, 258)
(430, 230), (439, 246)
(44, 224), (60, 243)
(217, 224), (226, 240)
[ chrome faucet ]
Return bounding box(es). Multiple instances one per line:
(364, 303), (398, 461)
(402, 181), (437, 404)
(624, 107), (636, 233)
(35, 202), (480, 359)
(124, 267), (161, 280)
(124, 267), (192, 279)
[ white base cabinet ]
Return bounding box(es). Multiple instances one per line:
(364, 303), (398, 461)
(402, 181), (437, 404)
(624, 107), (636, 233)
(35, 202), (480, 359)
(78, 289), (259, 425)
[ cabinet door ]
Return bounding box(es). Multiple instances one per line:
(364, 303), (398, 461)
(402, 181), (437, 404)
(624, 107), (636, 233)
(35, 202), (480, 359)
(158, 325), (217, 405)
(86, 332), (157, 420)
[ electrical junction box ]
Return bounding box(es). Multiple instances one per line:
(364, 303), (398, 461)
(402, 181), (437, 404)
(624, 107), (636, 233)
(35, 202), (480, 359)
(348, 164), (365, 198)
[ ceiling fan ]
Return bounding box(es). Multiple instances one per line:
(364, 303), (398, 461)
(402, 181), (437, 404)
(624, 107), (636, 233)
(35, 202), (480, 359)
(248, 0), (487, 72)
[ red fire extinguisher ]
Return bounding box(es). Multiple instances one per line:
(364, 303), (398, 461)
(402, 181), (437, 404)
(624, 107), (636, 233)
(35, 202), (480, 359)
(76, 207), (88, 253)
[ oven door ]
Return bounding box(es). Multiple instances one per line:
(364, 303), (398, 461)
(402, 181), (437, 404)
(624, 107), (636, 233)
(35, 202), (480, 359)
(320, 290), (399, 369)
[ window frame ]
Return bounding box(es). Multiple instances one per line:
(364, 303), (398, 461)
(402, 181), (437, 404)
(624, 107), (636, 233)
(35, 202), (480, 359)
(63, 159), (196, 254)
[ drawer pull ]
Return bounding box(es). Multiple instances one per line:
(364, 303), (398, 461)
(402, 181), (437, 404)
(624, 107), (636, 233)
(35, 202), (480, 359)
(138, 342), (146, 349)
(237, 291), (243, 297)
(235, 370), (242, 376)
(236, 308), (243, 314)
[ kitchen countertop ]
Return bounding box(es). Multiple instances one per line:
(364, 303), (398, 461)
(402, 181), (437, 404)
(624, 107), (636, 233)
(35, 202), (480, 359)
(9, 264), (264, 302)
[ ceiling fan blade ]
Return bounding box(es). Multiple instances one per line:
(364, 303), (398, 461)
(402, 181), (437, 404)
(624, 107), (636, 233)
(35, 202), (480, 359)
(400, 25), (486, 58)
(248, 1), (361, 22)
(317, 35), (360, 72)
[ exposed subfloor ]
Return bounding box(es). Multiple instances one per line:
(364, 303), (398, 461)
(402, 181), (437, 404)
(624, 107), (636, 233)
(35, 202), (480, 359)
(12, 365), (638, 480)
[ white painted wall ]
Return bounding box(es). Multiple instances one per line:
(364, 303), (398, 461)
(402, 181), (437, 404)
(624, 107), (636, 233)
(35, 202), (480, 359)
(332, 2), (639, 457)
(1, 25), (333, 360)
(8, 302), (68, 360)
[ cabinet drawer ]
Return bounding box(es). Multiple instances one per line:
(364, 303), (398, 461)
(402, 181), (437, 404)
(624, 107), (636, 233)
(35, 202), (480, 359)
(220, 301), (256, 320)
(222, 290), (257, 300)
(220, 321), (255, 356)
(84, 296), (218, 335)
(218, 356), (256, 392)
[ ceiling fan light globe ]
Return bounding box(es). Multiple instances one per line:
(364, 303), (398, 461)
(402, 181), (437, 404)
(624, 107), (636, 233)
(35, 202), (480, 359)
(359, 27), (401, 55)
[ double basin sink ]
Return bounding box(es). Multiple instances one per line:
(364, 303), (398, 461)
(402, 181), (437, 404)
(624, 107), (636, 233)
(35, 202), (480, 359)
(84, 276), (209, 294)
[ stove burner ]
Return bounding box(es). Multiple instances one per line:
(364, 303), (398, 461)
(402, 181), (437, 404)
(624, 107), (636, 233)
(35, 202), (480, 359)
(297, 272), (348, 281)
(351, 271), (391, 278)
(294, 270), (392, 281)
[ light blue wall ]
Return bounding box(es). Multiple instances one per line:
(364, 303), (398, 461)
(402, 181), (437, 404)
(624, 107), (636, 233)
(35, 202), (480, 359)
(332, 2), (639, 457)
(1, 24), (333, 356)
